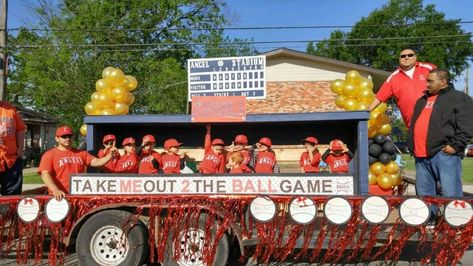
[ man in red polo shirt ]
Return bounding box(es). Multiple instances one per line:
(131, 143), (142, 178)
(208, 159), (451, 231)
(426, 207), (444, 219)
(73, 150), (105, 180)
(369, 48), (436, 128)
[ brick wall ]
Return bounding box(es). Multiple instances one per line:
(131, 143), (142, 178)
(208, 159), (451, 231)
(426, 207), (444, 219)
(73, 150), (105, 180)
(246, 81), (342, 114)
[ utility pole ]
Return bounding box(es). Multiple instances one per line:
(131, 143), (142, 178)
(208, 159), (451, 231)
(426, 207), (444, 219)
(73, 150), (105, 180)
(465, 65), (470, 97)
(0, 0), (7, 100)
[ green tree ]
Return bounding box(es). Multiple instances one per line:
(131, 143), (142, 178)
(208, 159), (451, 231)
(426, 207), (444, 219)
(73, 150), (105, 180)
(7, 0), (254, 130)
(308, 0), (473, 77)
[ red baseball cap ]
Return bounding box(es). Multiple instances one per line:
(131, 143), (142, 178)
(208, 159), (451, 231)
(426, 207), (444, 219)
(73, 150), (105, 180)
(102, 134), (116, 144)
(164, 138), (182, 150)
(142, 134), (156, 143)
(329, 139), (344, 151)
(302, 136), (318, 145)
(211, 138), (225, 146)
(122, 137), (136, 146)
(258, 137), (272, 147)
(234, 134), (248, 145)
(56, 126), (73, 137)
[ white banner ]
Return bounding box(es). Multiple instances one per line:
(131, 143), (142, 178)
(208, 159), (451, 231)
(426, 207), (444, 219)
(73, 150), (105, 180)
(70, 174), (354, 195)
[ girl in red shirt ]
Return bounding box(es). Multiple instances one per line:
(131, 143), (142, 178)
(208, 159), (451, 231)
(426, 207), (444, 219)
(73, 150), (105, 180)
(249, 137), (280, 174)
(115, 137), (139, 173)
(322, 139), (353, 173)
(299, 136), (321, 173)
(98, 134), (120, 173)
(160, 138), (186, 174)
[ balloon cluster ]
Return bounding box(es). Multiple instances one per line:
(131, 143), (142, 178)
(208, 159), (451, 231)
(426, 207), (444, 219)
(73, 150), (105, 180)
(330, 70), (375, 111)
(80, 67), (138, 135)
(368, 134), (403, 190)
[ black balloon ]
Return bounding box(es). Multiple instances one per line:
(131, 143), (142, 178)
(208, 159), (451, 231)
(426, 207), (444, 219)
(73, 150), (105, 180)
(368, 139), (374, 146)
(379, 153), (391, 164)
(369, 155), (378, 164)
(383, 141), (396, 155)
(374, 134), (386, 145)
(369, 144), (382, 157)
(390, 153), (397, 161)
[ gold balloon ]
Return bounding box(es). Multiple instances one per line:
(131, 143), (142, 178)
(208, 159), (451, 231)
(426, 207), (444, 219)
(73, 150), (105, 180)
(368, 127), (378, 138)
(124, 75), (138, 91)
(377, 173), (394, 190)
(335, 95), (346, 108)
(375, 113), (390, 126)
(96, 93), (115, 109)
(100, 108), (116, 116)
(378, 123), (392, 135)
(91, 92), (101, 103)
(80, 124), (87, 136)
(370, 162), (386, 176)
(369, 172), (378, 185)
(124, 92), (135, 105)
(385, 161), (400, 174)
(330, 79), (345, 95)
(373, 102), (387, 114)
(84, 102), (100, 115)
(369, 111), (380, 121)
(359, 78), (374, 91)
(357, 88), (374, 104)
(343, 98), (359, 111)
(114, 102), (129, 115)
(95, 79), (111, 92)
(345, 70), (362, 84)
(111, 86), (127, 102)
(356, 102), (369, 110)
(391, 173), (403, 186)
(105, 68), (125, 85)
(102, 66), (116, 79)
(342, 82), (359, 99)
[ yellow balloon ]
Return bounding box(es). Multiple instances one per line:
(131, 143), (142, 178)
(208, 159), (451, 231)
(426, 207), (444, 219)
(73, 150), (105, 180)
(84, 102), (100, 115)
(100, 108), (116, 116)
(111, 86), (127, 102)
(385, 161), (400, 174)
(123, 75), (138, 91)
(330, 79), (345, 94)
(357, 88), (374, 104)
(370, 162), (386, 176)
(343, 98), (359, 111)
(80, 124), (87, 136)
(105, 68), (125, 85)
(356, 102), (369, 110)
(345, 70), (362, 84)
(335, 95), (346, 108)
(95, 79), (111, 92)
(378, 123), (392, 135)
(368, 127), (378, 138)
(391, 173), (403, 186)
(114, 102), (130, 115)
(124, 92), (135, 105)
(102, 66), (116, 79)
(374, 102), (387, 114)
(342, 83), (359, 99)
(375, 113), (390, 126)
(378, 173), (394, 190)
(96, 93), (115, 109)
(359, 78), (374, 91)
(369, 172), (378, 185)
(91, 92), (101, 103)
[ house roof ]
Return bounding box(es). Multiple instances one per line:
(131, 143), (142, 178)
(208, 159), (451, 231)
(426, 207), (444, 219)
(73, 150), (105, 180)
(15, 105), (57, 124)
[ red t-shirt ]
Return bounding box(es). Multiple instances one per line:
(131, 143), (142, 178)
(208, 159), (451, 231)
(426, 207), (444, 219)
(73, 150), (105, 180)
(200, 151), (226, 174)
(226, 149), (251, 173)
(98, 148), (120, 173)
(138, 150), (162, 174)
(38, 148), (95, 193)
(160, 153), (181, 174)
(376, 62), (436, 128)
(0, 101), (27, 171)
(299, 150), (321, 173)
(115, 153), (139, 173)
(255, 151), (276, 173)
(324, 153), (351, 173)
(413, 94), (438, 157)
(230, 167), (243, 173)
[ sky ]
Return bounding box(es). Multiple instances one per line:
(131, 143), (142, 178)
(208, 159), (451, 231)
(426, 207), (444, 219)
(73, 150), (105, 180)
(5, 0), (473, 94)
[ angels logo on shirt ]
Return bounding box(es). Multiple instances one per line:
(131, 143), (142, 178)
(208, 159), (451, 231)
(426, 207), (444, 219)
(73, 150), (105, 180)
(258, 157), (275, 165)
(302, 159), (312, 166)
(425, 101), (435, 109)
(204, 154), (221, 165)
(58, 157), (84, 167)
(333, 159), (348, 169)
(163, 161), (178, 169)
(120, 161), (135, 169)
(418, 74), (426, 81)
(141, 155), (154, 163)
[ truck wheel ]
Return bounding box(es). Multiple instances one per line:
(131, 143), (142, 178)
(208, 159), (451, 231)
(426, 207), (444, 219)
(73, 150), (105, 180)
(76, 210), (148, 266)
(164, 214), (229, 266)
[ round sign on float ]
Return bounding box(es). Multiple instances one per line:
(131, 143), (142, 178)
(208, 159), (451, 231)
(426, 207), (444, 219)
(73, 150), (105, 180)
(324, 197), (353, 225)
(249, 196), (277, 223)
(288, 197), (317, 225)
(45, 198), (70, 223)
(17, 197), (40, 223)
(361, 196), (390, 224)
(444, 200), (473, 228)
(399, 198), (430, 226)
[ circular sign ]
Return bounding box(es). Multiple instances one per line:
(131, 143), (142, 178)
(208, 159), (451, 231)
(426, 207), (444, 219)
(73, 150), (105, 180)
(45, 198), (70, 223)
(288, 197), (317, 225)
(361, 196), (390, 224)
(444, 200), (473, 228)
(399, 198), (430, 226)
(324, 197), (353, 225)
(249, 196), (277, 223)
(17, 197), (40, 223)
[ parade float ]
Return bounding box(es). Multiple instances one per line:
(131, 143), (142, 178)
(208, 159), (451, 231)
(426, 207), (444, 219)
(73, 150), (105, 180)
(0, 57), (472, 266)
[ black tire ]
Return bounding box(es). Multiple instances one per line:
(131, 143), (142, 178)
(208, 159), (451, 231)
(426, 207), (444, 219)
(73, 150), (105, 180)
(164, 214), (229, 266)
(76, 209), (148, 266)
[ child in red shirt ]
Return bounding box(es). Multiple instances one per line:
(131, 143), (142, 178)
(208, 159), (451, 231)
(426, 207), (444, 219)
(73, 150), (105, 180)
(98, 134), (120, 173)
(227, 134), (252, 173)
(300, 136), (321, 173)
(138, 134), (161, 174)
(115, 137), (139, 173)
(199, 125), (226, 174)
(249, 137), (280, 174)
(160, 138), (186, 174)
(322, 139), (353, 173)
(228, 151), (244, 173)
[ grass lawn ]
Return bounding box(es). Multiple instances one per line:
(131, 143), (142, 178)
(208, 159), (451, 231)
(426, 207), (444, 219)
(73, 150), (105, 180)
(23, 171), (42, 184)
(401, 154), (473, 183)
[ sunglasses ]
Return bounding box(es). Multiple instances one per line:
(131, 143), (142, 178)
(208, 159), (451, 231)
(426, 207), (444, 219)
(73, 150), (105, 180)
(104, 141), (114, 145)
(400, 53), (415, 59)
(60, 135), (73, 139)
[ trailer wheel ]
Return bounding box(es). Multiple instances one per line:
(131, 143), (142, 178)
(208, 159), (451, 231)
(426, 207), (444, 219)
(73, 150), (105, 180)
(76, 210), (148, 266)
(165, 214), (229, 266)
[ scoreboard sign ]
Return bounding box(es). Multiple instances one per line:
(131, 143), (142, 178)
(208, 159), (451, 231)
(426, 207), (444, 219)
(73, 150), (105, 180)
(187, 55), (266, 101)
